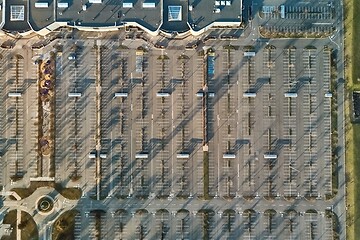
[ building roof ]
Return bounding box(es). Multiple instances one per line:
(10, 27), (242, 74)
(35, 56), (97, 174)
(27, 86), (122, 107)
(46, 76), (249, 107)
(2, 0), (31, 33)
(161, 0), (189, 33)
(55, 0), (161, 31)
(29, 0), (55, 31)
(168, 6), (182, 21)
(1, 0), (242, 35)
(121, 0), (162, 32)
(188, 0), (242, 31)
(10, 5), (25, 21)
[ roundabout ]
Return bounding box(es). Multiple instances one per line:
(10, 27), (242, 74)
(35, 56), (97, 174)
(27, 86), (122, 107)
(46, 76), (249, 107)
(36, 195), (55, 215)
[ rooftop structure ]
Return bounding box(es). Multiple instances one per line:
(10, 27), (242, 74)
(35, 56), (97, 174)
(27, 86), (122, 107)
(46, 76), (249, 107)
(2, 0), (30, 33)
(10, 5), (24, 21)
(168, 5), (182, 21)
(188, 0), (242, 32)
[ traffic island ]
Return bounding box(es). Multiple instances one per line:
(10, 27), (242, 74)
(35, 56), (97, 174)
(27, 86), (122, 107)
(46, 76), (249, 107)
(52, 209), (79, 240)
(37, 53), (56, 178)
(11, 182), (82, 200)
(18, 211), (39, 240)
(36, 195), (55, 215)
(259, 26), (335, 38)
(2, 210), (17, 239)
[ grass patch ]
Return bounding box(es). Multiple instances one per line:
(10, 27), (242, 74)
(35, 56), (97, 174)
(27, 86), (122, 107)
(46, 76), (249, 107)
(178, 54), (189, 60)
(259, 27), (334, 38)
(157, 55), (169, 60)
(344, 0), (360, 238)
(346, 123), (360, 239)
(203, 151), (209, 199)
(118, 44), (129, 50)
(11, 182), (82, 200)
(348, 2), (360, 90)
(19, 211), (38, 240)
(11, 188), (32, 200)
(57, 187), (82, 200)
(198, 210), (212, 240)
(52, 209), (79, 240)
(223, 45), (239, 50)
(1, 210), (17, 240)
(326, 210), (340, 240)
(324, 47), (339, 200)
(92, 210), (105, 240)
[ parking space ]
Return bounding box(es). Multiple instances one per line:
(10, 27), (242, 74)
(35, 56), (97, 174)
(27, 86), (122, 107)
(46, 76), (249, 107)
(317, 48), (333, 197)
(173, 54), (194, 197)
(323, 48), (331, 91)
(280, 210), (299, 239)
(89, 211), (106, 238)
(320, 95), (333, 196)
(54, 48), (66, 181)
(113, 49), (131, 198)
(99, 42), (116, 197)
(22, 51), (38, 180)
(126, 209), (151, 239)
(4, 54), (25, 180)
(55, 42), (95, 189)
(114, 210), (131, 239)
(301, 48), (319, 198)
(11, 36), (335, 239)
(239, 51), (258, 197)
(100, 212), (109, 239)
(241, 142), (256, 196)
(283, 47), (297, 89)
(153, 53), (172, 197)
(0, 15), (343, 240)
(0, 53), (5, 186)
(130, 48), (152, 197)
(243, 53), (256, 89)
(152, 209), (170, 239)
(240, 209), (258, 240)
(260, 45), (283, 198)
(77, 209), (131, 239)
(193, 53), (205, 197)
(214, 48), (238, 198)
(261, 210), (279, 239)
(283, 94), (299, 197)
(54, 40), (97, 193)
(175, 210), (191, 239)
(324, 212), (334, 239)
(68, 207), (336, 239)
(202, 49), (219, 197)
(284, 5), (333, 20)
(55, 39), (334, 202)
(303, 48), (317, 92)
(260, 1), (336, 35)
(217, 209), (237, 239)
(262, 45), (276, 80)
(64, 44), (84, 180)
(282, 46), (300, 198)
(88, 212), (97, 239)
(104, 45), (131, 198)
(261, 25), (334, 35)
(66, 98), (81, 177)
(196, 210), (215, 239)
(305, 211), (318, 240)
(73, 212), (82, 240)
(81, 45), (97, 192)
(100, 211), (116, 239)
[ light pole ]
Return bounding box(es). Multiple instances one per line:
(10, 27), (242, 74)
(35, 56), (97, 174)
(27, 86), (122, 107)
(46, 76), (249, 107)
(289, 163), (300, 197)
(289, 164), (300, 173)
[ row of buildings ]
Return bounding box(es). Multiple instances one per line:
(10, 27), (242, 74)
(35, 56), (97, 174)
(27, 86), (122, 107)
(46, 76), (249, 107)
(1, 0), (243, 36)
